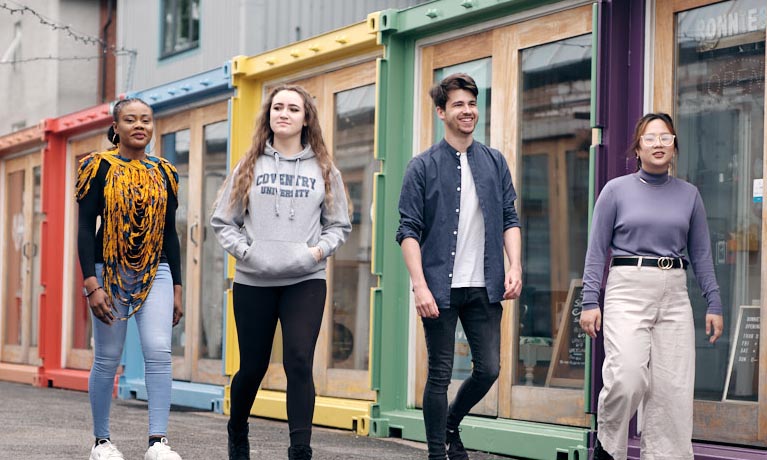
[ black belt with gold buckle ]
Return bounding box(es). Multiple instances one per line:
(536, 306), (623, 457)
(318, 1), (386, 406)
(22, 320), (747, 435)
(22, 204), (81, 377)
(611, 256), (687, 270)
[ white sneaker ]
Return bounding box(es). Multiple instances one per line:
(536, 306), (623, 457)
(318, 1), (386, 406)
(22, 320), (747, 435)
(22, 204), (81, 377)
(90, 440), (125, 460)
(144, 437), (182, 460)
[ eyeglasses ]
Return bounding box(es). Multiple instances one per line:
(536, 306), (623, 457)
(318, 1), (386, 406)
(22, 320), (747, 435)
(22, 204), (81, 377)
(640, 134), (675, 147)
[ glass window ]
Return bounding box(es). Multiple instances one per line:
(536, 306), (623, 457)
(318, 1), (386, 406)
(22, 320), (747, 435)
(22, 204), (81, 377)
(30, 165), (41, 347)
(675, 0), (765, 402)
(4, 169), (24, 347)
(330, 84), (378, 371)
(161, 0), (200, 58)
(200, 121), (228, 360)
(517, 34), (591, 388)
(162, 129), (190, 357)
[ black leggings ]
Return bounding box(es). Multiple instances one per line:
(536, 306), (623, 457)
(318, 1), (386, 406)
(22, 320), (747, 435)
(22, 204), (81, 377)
(229, 279), (327, 446)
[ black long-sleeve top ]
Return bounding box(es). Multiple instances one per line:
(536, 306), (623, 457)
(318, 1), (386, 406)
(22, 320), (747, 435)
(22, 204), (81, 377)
(77, 157), (183, 285)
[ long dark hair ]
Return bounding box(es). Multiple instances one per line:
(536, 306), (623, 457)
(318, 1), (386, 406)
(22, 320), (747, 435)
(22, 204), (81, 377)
(629, 112), (679, 170)
(106, 98), (153, 146)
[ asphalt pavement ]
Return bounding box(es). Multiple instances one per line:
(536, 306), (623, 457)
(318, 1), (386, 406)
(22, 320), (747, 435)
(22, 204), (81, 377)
(0, 380), (517, 459)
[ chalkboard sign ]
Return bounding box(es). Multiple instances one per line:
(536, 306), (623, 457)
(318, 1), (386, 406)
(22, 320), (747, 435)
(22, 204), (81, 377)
(546, 279), (586, 388)
(722, 305), (760, 402)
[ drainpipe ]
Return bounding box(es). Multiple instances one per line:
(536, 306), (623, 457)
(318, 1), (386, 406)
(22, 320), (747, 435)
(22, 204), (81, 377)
(101, 0), (114, 102)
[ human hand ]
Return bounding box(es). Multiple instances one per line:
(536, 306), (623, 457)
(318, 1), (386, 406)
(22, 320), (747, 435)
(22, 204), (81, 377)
(413, 285), (439, 319)
(310, 246), (323, 262)
(503, 267), (522, 300)
(88, 286), (115, 325)
(705, 313), (723, 344)
(579, 308), (602, 338)
(173, 285), (184, 326)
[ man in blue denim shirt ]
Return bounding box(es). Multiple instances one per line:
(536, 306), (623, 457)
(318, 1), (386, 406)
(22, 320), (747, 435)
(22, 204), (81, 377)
(396, 73), (522, 460)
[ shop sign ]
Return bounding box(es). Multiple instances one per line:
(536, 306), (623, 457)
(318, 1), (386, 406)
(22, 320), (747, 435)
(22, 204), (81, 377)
(693, 6), (766, 42)
(723, 305), (760, 402)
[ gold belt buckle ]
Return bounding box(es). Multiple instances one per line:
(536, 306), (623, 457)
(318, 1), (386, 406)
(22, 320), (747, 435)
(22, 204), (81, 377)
(657, 257), (673, 270)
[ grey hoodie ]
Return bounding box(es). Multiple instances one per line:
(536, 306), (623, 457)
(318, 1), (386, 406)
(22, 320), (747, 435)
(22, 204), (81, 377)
(211, 142), (351, 286)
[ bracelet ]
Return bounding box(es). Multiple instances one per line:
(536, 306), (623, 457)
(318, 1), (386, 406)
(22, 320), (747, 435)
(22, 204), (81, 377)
(85, 286), (103, 298)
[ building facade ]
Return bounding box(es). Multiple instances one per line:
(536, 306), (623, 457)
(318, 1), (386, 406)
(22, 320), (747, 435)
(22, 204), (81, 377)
(0, 0), (107, 134)
(114, 0), (429, 93)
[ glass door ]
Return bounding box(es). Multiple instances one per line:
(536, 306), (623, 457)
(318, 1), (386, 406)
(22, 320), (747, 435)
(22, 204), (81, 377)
(66, 134), (113, 370)
(1, 153), (42, 366)
(260, 60), (378, 401)
(414, 4), (593, 426)
(653, 0), (766, 446)
(157, 101), (229, 385)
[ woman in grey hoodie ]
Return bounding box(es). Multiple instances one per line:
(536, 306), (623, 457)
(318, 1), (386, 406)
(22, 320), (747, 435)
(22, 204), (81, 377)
(211, 85), (351, 460)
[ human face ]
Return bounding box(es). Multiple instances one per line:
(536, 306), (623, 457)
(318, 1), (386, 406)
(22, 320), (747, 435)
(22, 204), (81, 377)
(636, 118), (675, 174)
(436, 89), (478, 138)
(269, 90), (306, 141)
(113, 101), (153, 153)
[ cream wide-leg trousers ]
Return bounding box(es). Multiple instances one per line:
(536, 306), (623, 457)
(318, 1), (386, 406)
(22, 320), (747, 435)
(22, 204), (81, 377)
(597, 265), (695, 460)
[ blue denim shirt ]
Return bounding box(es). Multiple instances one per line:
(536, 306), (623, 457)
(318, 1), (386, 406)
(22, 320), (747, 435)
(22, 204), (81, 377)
(396, 139), (520, 308)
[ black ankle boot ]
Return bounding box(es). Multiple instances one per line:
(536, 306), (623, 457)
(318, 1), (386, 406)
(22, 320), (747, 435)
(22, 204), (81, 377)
(288, 444), (312, 460)
(446, 428), (469, 460)
(227, 420), (250, 460)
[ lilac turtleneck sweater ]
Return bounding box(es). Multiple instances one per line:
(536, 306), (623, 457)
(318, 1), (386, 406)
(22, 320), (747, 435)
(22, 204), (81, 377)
(581, 168), (722, 315)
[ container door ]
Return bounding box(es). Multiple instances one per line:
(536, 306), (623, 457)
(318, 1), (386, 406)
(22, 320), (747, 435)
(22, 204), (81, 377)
(413, 4), (593, 426)
(1, 153), (42, 367)
(653, 0), (766, 446)
(260, 60), (378, 401)
(157, 101), (229, 386)
(65, 134), (113, 370)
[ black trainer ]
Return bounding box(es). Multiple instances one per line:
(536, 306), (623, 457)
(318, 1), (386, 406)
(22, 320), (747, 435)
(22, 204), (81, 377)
(446, 428), (469, 460)
(288, 445), (312, 460)
(593, 437), (614, 460)
(227, 420), (250, 460)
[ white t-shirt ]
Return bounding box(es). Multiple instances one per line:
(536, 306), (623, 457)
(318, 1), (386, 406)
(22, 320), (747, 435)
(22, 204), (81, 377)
(451, 152), (485, 287)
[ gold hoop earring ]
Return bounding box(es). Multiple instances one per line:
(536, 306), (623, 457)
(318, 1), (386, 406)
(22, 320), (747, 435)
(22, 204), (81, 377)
(111, 132), (118, 144)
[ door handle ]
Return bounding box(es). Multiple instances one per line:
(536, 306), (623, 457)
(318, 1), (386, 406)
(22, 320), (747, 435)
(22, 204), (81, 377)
(21, 241), (36, 259)
(189, 221), (199, 247)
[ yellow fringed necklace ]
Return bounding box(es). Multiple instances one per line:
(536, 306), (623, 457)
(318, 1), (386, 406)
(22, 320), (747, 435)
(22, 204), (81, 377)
(76, 150), (178, 318)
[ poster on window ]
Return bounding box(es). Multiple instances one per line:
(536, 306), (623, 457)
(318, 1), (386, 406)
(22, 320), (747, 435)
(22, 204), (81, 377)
(722, 305), (760, 402)
(546, 279), (586, 388)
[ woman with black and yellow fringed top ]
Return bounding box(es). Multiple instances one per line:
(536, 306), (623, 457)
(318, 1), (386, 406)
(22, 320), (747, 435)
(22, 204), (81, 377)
(76, 98), (184, 460)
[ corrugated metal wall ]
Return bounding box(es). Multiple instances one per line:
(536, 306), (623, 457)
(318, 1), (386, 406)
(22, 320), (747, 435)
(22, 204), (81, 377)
(116, 0), (429, 93)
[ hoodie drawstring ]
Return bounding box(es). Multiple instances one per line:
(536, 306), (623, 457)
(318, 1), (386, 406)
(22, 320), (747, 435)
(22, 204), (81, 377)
(272, 152), (301, 220)
(273, 153), (281, 217)
(290, 159), (300, 220)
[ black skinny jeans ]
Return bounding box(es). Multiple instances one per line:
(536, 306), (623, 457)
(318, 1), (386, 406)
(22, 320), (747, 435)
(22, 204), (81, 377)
(421, 287), (502, 459)
(229, 279), (326, 447)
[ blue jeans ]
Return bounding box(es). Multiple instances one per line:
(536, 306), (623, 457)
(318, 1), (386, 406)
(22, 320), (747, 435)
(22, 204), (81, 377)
(89, 263), (174, 438)
(421, 287), (502, 459)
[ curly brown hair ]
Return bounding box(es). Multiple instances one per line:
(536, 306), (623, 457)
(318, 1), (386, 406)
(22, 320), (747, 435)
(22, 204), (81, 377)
(227, 85), (333, 211)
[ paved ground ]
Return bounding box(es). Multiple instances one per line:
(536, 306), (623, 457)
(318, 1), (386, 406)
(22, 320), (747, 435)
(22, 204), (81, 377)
(0, 380), (518, 459)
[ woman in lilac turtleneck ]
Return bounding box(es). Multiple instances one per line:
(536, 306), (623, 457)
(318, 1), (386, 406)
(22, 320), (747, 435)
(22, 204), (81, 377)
(579, 113), (724, 460)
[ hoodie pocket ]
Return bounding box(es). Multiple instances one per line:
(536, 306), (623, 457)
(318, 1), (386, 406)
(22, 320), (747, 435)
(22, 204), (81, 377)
(239, 240), (317, 279)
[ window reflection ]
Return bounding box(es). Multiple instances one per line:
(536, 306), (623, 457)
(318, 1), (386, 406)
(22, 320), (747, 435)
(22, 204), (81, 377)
(518, 34), (591, 388)
(200, 121), (228, 361)
(162, 129), (191, 357)
(4, 170), (24, 347)
(330, 84), (378, 371)
(675, 0), (765, 402)
(31, 165), (42, 347)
